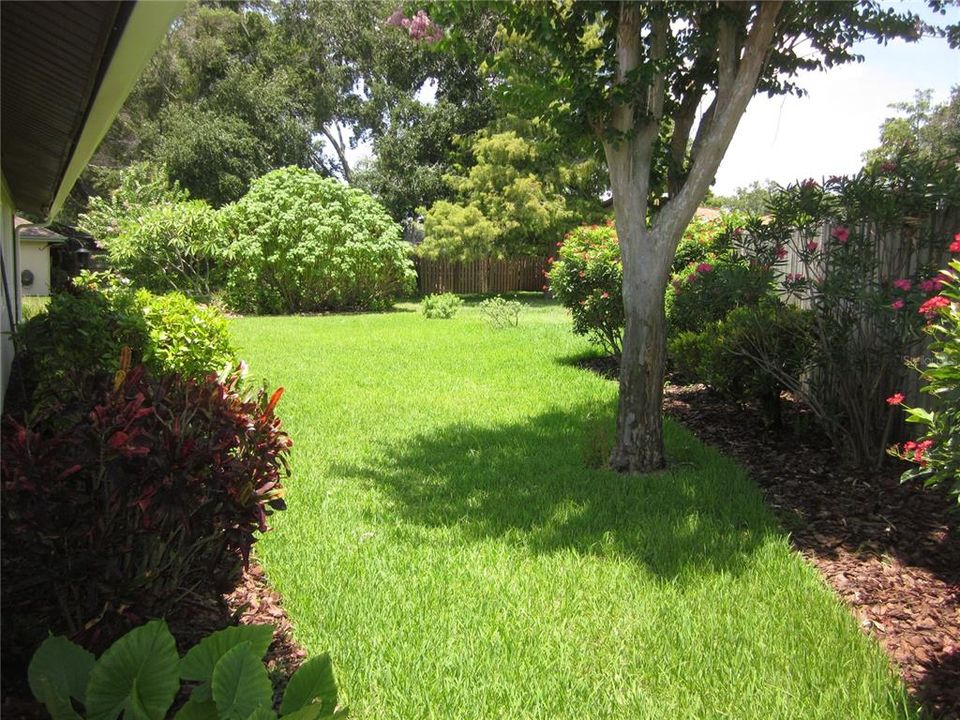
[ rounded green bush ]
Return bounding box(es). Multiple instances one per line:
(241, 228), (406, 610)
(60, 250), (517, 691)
(222, 167), (416, 313)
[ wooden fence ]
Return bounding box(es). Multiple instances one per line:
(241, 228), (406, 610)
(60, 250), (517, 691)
(415, 256), (547, 295)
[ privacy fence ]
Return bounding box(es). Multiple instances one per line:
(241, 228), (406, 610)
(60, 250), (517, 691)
(415, 256), (547, 295)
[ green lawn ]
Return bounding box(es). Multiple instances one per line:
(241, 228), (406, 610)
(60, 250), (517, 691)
(230, 300), (914, 720)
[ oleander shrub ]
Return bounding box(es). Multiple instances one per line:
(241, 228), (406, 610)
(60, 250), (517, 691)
(889, 250), (960, 502)
(421, 292), (462, 319)
(222, 166), (416, 314)
(28, 621), (344, 720)
(1, 363), (290, 656)
(547, 222), (623, 356)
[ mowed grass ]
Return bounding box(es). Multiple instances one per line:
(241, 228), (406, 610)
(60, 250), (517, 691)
(230, 300), (914, 720)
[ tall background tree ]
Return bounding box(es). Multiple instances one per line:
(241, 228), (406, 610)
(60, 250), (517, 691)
(419, 0), (951, 472)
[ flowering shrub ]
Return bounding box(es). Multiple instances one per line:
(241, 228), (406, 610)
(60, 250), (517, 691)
(547, 222), (623, 356)
(889, 251), (960, 502)
(222, 167), (416, 314)
(735, 164), (958, 466)
(1, 362), (290, 654)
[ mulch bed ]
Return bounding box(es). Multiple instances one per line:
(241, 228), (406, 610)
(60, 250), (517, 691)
(663, 381), (960, 719)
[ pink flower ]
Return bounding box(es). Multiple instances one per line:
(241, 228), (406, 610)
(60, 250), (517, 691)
(547, 256), (555, 264)
(918, 295), (950, 318)
(886, 393), (904, 406)
(913, 439), (934, 464)
(890, 299), (905, 310)
(775, 246), (788, 260)
(696, 262), (713, 274)
(920, 278), (943, 294)
(806, 241), (819, 252)
(600, 292), (610, 299)
(556, 241), (563, 248)
(831, 226), (849, 244)
(892, 278), (912, 291)
(733, 228), (744, 238)
(385, 8), (405, 26)
(801, 178), (818, 190)
(950, 233), (960, 253)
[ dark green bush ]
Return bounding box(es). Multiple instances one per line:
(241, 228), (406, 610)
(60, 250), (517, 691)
(223, 166), (416, 314)
(669, 302), (814, 426)
(547, 222), (623, 356)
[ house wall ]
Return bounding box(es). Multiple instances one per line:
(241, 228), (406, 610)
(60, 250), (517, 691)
(20, 241), (52, 296)
(1, 174), (19, 409)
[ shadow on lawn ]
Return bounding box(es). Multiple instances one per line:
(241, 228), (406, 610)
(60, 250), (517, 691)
(337, 405), (780, 583)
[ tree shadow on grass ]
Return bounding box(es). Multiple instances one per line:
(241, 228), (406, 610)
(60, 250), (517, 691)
(336, 405), (780, 584)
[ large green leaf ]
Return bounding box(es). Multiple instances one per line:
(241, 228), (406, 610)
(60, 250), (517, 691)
(28, 634), (96, 716)
(174, 697), (219, 720)
(85, 620), (180, 720)
(246, 706), (278, 720)
(211, 642), (273, 720)
(280, 654), (337, 716)
(181, 625), (274, 682)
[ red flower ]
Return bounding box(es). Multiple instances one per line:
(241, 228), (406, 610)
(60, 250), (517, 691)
(696, 262), (713, 274)
(903, 441), (917, 453)
(886, 393), (904, 406)
(775, 246), (788, 260)
(547, 256), (555, 264)
(918, 295), (950, 318)
(950, 234), (960, 253)
(831, 226), (849, 244)
(890, 299), (904, 310)
(892, 278), (912, 291)
(806, 241), (819, 252)
(913, 439), (934, 464)
(920, 278), (942, 294)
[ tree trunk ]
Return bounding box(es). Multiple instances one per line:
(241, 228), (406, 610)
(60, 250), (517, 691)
(609, 258), (670, 472)
(604, 133), (674, 473)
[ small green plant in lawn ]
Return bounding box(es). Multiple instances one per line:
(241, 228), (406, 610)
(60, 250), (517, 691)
(28, 620), (344, 720)
(421, 293), (462, 319)
(888, 248), (960, 503)
(478, 296), (522, 328)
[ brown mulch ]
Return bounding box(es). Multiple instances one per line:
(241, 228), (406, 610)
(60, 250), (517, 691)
(663, 381), (960, 720)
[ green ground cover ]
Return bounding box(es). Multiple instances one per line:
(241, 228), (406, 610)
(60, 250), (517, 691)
(230, 299), (913, 720)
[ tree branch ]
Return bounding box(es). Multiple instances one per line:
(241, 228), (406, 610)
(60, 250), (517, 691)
(659, 1), (784, 242)
(321, 123), (352, 183)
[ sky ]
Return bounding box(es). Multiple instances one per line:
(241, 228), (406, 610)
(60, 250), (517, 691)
(713, 2), (960, 195)
(342, 2), (959, 196)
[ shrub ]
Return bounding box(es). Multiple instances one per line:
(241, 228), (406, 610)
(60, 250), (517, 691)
(421, 292), (462, 319)
(742, 168), (956, 466)
(222, 167), (416, 314)
(669, 302), (814, 427)
(479, 296), (522, 328)
(1, 363), (290, 653)
(136, 288), (235, 381)
(78, 163), (228, 297)
(10, 273), (235, 415)
(889, 252), (960, 502)
(547, 223), (623, 356)
(28, 620), (344, 719)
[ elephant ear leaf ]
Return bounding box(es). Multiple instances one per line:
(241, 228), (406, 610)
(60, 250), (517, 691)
(181, 625), (274, 682)
(280, 653), (337, 716)
(28, 634), (96, 719)
(211, 642), (273, 720)
(85, 620), (180, 720)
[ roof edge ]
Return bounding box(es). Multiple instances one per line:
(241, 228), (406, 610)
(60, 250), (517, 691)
(47, 0), (184, 220)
